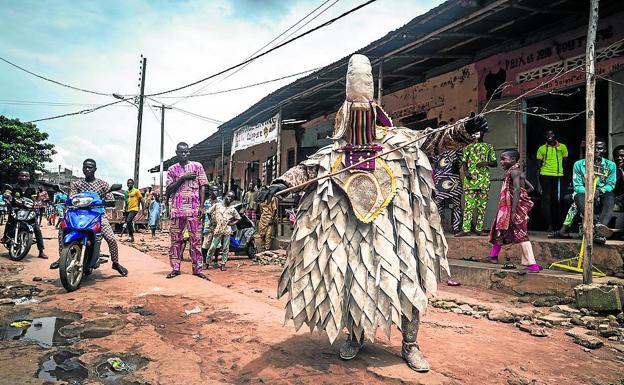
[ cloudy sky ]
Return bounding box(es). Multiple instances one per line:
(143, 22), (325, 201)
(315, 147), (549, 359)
(0, 0), (443, 185)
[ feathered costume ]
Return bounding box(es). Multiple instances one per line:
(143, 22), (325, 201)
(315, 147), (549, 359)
(274, 55), (475, 370)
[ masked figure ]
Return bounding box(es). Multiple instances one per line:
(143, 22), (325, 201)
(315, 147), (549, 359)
(257, 54), (487, 371)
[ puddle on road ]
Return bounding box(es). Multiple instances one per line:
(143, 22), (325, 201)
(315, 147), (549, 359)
(94, 355), (149, 384)
(37, 350), (89, 385)
(0, 316), (76, 347)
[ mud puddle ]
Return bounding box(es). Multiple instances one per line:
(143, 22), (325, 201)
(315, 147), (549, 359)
(0, 316), (76, 347)
(37, 350), (89, 385)
(94, 355), (150, 384)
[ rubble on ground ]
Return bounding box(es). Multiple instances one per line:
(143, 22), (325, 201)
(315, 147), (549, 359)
(430, 296), (624, 349)
(254, 250), (286, 266)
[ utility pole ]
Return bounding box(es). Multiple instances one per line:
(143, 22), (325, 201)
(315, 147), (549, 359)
(134, 56), (147, 187)
(583, 0), (599, 284)
(152, 104), (172, 201)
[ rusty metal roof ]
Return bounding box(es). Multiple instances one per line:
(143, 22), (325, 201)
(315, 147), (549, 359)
(151, 0), (623, 172)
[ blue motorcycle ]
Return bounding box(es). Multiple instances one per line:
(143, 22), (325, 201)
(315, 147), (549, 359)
(58, 184), (121, 292)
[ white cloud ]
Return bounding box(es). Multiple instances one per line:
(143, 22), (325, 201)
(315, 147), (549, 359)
(1, 0), (444, 186)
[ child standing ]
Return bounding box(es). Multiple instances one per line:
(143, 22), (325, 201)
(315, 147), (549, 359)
(489, 150), (540, 273)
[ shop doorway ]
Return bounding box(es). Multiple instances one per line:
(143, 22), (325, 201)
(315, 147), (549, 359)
(524, 80), (609, 230)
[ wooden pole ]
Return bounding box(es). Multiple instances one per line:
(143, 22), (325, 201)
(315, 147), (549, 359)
(583, 0), (600, 284)
(275, 109), (283, 179)
(377, 59), (383, 105)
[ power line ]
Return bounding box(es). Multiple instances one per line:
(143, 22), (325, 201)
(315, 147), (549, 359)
(145, 102), (175, 143)
(0, 99), (135, 108)
(273, 0), (339, 47)
(156, 67), (321, 99)
(170, 0), (337, 106)
(0, 56), (113, 96)
(24, 97), (134, 123)
(145, 96), (223, 124)
(147, 0), (377, 97)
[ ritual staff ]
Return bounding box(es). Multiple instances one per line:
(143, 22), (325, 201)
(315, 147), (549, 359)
(256, 54), (487, 372)
(165, 142), (209, 279)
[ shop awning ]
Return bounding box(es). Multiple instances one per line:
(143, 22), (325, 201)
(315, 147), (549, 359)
(150, 0), (624, 173)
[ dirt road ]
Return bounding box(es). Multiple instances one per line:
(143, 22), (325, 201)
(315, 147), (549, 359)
(0, 224), (623, 385)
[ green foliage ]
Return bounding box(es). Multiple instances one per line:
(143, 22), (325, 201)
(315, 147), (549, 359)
(0, 115), (56, 183)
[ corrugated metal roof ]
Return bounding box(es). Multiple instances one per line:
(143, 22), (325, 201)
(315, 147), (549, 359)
(151, 0), (623, 172)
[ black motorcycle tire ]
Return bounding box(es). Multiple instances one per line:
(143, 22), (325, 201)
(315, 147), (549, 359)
(59, 241), (85, 292)
(8, 230), (32, 261)
(246, 241), (257, 260)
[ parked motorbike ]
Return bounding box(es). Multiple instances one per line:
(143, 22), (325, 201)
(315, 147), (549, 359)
(205, 202), (257, 262)
(229, 202), (257, 259)
(0, 200), (7, 225)
(58, 184), (121, 292)
(4, 197), (37, 261)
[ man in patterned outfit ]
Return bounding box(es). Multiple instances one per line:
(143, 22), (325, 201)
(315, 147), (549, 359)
(50, 159), (128, 276)
(432, 148), (463, 235)
(255, 196), (278, 252)
(165, 142), (209, 280)
(256, 54), (488, 372)
(456, 132), (497, 236)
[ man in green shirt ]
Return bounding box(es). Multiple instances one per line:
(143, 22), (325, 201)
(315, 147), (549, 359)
(536, 130), (568, 232)
(572, 138), (616, 244)
(457, 132), (497, 236)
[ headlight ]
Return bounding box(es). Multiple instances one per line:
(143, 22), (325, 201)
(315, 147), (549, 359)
(71, 197), (94, 207)
(16, 198), (34, 209)
(17, 210), (35, 221)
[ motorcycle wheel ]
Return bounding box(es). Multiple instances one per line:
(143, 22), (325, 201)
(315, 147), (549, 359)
(8, 230), (32, 261)
(246, 241), (257, 260)
(59, 241), (85, 292)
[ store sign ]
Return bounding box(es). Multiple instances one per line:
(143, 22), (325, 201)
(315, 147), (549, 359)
(475, 14), (624, 103)
(231, 114), (278, 154)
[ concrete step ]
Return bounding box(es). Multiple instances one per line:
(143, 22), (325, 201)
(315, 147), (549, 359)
(447, 232), (624, 277)
(446, 259), (624, 297)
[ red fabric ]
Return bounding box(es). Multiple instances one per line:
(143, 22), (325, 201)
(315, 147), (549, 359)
(489, 163), (533, 244)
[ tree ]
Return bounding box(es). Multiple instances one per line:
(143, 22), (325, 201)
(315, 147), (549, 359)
(0, 115), (56, 183)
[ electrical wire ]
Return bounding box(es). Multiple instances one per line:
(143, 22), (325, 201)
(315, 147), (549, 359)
(0, 99), (135, 108)
(0, 56), (113, 96)
(273, 0), (339, 48)
(24, 97), (134, 123)
(147, 0), (377, 97)
(145, 96), (223, 124)
(145, 102), (175, 143)
(156, 67), (321, 99)
(169, 0), (337, 106)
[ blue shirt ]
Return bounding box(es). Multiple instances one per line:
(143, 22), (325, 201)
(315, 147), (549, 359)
(573, 158), (616, 194)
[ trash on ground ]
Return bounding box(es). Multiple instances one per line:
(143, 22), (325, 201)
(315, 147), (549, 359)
(9, 320), (32, 328)
(107, 357), (129, 372)
(184, 306), (202, 315)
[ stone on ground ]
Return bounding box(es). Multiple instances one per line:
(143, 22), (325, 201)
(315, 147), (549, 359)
(574, 284), (623, 312)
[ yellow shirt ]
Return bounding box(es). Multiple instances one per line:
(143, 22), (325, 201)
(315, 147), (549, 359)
(126, 188), (143, 212)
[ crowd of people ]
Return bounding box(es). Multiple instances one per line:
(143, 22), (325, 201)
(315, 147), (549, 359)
(431, 128), (623, 273)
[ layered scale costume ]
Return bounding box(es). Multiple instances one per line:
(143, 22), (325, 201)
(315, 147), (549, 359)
(271, 55), (478, 371)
